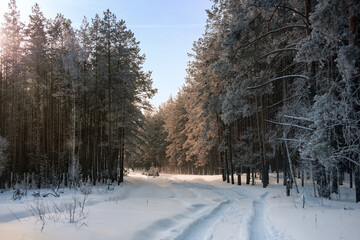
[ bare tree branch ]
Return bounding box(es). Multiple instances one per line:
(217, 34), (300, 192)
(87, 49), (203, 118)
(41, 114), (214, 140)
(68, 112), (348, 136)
(266, 120), (313, 131)
(278, 138), (306, 142)
(247, 47), (298, 72)
(247, 75), (309, 90)
(281, 115), (313, 122)
(241, 25), (309, 49)
(231, 25), (309, 61)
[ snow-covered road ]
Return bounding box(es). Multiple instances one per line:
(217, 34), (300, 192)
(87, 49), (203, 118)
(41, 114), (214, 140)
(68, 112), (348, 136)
(168, 182), (287, 240)
(131, 176), (281, 240)
(0, 172), (359, 240)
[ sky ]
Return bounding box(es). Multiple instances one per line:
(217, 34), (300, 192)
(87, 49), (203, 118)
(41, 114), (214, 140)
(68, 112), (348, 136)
(0, 0), (212, 109)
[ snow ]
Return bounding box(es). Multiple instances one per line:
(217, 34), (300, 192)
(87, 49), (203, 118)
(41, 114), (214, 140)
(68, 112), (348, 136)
(0, 172), (359, 240)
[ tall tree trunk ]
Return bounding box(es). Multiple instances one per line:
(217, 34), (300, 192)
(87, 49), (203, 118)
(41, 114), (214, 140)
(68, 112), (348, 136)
(283, 144), (287, 186)
(331, 166), (338, 194)
(70, 84), (77, 187)
(276, 151), (280, 184)
(284, 132), (299, 194)
(260, 96), (269, 187)
(236, 120), (241, 185)
(255, 96), (266, 188)
(225, 147), (229, 184)
(228, 125), (234, 185)
(107, 38), (113, 181)
(251, 168), (255, 185)
(119, 126), (125, 184)
(246, 167), (250, 185)
(301, 170), (304, 187)
(221, 152), (226, 181)
(350, 167), (353, 188)
(218, 116), (226, 181)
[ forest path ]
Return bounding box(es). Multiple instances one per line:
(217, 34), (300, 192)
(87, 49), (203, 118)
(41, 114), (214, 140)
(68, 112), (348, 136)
(164, 180), (289, 240)
(164, 181), (285, 240)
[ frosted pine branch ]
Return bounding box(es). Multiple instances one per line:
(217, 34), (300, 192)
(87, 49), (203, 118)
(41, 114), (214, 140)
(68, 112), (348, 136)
(247, 75), (309, 90)
(278, 138), (306, 142)
(280, 115), (313, 122)
(241, 25), (309, 49)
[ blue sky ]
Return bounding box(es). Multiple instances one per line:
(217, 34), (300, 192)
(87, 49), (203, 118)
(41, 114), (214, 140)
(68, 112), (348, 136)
(0, 0), (212, 108)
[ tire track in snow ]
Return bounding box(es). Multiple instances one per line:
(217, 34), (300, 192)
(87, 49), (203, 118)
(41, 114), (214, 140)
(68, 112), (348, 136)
(173, 198), (232, 240)
(249, 192), (269, 240)
(132, 180), (288, 240)
(173, 184), (289, 240)
(248, 191), (290, 240)
(171, 183), (248, 240)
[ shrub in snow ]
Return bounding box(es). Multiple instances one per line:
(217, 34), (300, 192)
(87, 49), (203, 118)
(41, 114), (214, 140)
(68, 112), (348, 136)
(12, 188), (24, 200)
(29, 200), (48, 231)
(29, 193), (89, 231)
(80, 185), (92, 195)
(32, 191), (41, 198)
(63, 195), (89, 224)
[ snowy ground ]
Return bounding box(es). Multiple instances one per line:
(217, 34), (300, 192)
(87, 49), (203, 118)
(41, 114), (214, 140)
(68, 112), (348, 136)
(0, 172), (359, 240)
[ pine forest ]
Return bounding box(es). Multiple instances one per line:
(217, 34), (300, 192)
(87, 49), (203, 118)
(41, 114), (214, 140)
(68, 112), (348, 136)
(1, 1), (360, 238)
(1, 0), (360, 201)
(1, 0), (360, 239)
